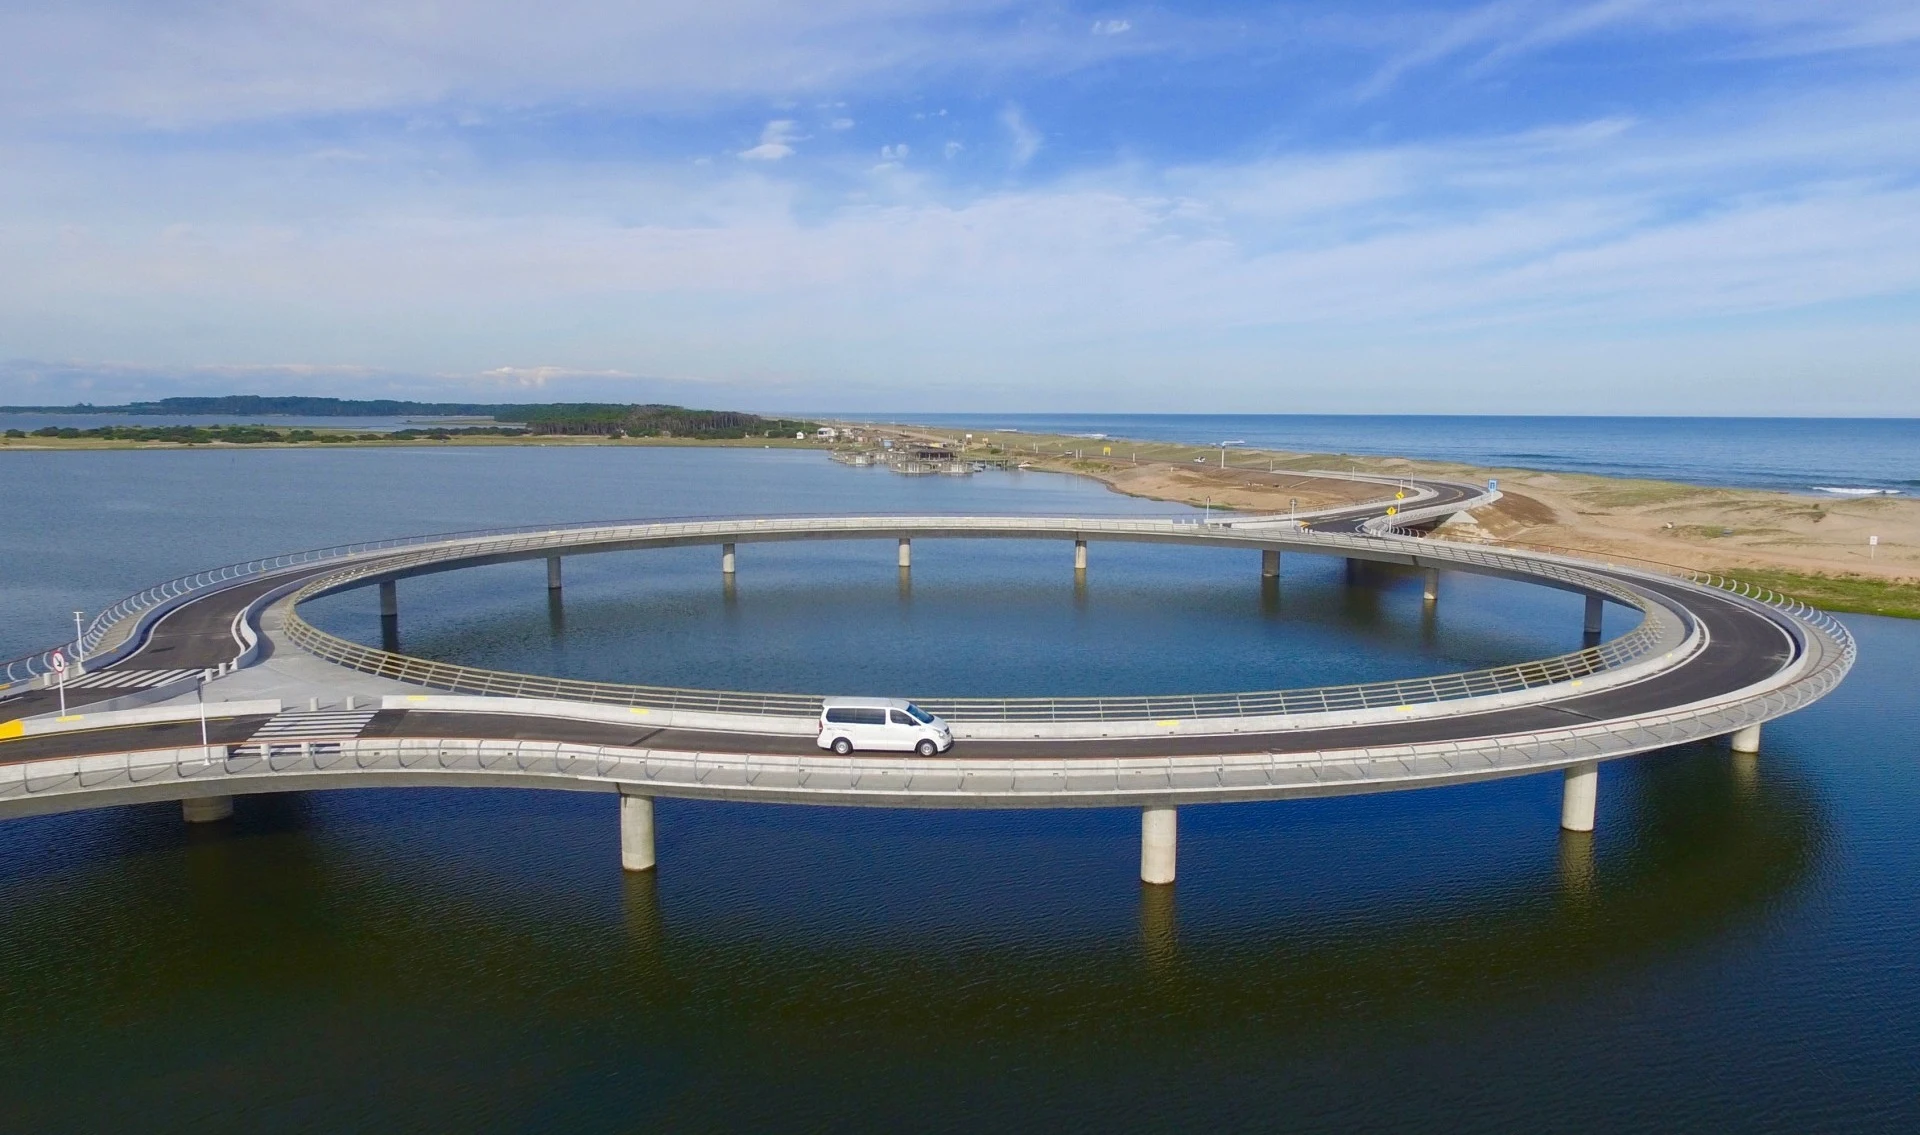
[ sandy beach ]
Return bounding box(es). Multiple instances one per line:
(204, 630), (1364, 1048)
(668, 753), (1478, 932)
(855, 421), (1920, 618)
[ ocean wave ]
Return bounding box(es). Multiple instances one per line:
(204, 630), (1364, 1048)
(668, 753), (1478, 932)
(1811, 486), (1903, 496)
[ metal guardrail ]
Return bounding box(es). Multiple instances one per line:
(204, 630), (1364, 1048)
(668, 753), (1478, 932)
(0, 616), (1851, 810)
(277, 517), (1681, 723)
(1, 509), (1227, 692)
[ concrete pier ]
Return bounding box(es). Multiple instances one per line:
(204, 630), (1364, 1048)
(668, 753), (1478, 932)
(379, 580), (399, 652)
(1262, 549), (1280, 578)
(1141, 807), (1177, 885)
(898, 537), (912, 569)
(1074, 538), (1088, 572)
(620, 794), (656, 872)
(721, 543), (737, 575)
(1561, 761), (1599, 832)
(183, 795), (234, 823)
(1423, 568), (1439, 603)
(547, 556), (563, 591)
(1730, 724), (1762, 754)
(1584, 594), (1605, 637)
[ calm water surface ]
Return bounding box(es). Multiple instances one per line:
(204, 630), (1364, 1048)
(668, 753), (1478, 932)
(0, 448), (1916, 1132)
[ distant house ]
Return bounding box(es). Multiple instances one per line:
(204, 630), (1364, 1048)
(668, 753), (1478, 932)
(907, 445), (953, 462)
(815, 427), (839, 441)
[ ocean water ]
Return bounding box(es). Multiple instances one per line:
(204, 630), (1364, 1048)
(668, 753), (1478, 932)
(855, 414), (1920, 496)
(0, 446), (1916, 1132)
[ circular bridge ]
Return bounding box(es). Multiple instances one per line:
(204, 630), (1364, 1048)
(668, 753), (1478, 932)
(0, 476), (1855, 883)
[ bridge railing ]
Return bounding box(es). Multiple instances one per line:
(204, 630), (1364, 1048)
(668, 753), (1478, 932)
(1374, 533), (1858, 673)
(0, 622), (1853, 809)
(2, 509), (1222, 694)
(278, 519), (1680, 723)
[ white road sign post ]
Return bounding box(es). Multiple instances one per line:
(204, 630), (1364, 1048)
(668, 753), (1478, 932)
(50, 649), (68, 716)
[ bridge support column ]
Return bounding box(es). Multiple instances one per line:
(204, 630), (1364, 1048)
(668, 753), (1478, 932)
(1584, 594), (1604, 637)
(621, 794), (656, 872)
(1141, 807), (1176, 885)
(183, 795), (233, 823)
(721, 543), (736, 575)
(1423, 568), (1439, 603)
(1730, 724), (1761, 754)
(1074, 539), (1088, 572)
(379, 580), (399, 651)
(547, 556), (563, 591)
(1345, 557), (1361, 584)
(1561, 762), (1599, 833)
(1262, 549), (1280, 578)
(898, 538), (911, 569)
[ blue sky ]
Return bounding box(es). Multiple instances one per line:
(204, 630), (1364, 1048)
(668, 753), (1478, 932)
(1, 0), (1917, 413)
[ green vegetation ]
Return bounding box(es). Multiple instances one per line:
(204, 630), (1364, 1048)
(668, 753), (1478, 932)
(2, 396), (524, 417)
(1733, 568), (1920, 619)
(2, 425), (526, 444)
(0, 396), (820, 440)
(502, 404), (818, 439)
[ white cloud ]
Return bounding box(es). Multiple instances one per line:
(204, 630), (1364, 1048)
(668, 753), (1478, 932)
(477, 365), (638, 388)
(739, 119), (801, 161)
(831, 117), (856, 130)
(1000, 104), (1041, 167)
(944, 140), (964, 158)
(1091, 19), (1132, 37)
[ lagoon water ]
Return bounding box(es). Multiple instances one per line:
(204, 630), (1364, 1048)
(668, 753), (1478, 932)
(1, 446), (1917, 1132)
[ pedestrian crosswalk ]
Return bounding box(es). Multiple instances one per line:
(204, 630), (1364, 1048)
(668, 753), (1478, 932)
(60, 668), (205, 690)
(245, 709), (378, 742)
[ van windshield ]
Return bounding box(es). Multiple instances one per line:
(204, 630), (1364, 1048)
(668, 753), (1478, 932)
(904, 703), (934, 724)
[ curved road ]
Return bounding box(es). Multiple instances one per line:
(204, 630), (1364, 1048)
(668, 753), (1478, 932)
(0, 473), (1848, 831)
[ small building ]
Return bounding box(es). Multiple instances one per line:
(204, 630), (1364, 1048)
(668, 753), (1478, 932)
(815, 427), (839, 441)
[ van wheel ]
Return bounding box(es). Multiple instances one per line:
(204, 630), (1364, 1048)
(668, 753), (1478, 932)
(915, 739), (938, 756)
(832, 737), (853, 755)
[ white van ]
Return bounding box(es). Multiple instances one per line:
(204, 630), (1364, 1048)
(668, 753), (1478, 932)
(817, 697), (953, 755)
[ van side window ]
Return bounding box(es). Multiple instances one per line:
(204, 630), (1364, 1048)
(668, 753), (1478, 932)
(827, 707), (888, 725)
(889, 710), (916, 726)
